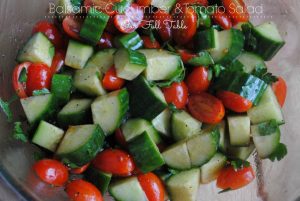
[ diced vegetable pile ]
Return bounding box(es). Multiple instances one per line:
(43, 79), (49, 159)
(0, 0), (288, 200)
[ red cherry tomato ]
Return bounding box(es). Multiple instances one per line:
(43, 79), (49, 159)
(137, 173), (165, 201)
(153, 10), (172, 42)
(70, 163), (91, 174)
(136, 0), (151, 6)
(222, 0), (249, 23)
(211, 10), (233, 30)
(32, 21), (64, 49)
(102, 66), (125, 91)
(162, 82), (188, 109)
(173, 6), (197, 45)
(50, 50), (65, 75)
(105, 17), (120, 34)
(217, 165), (255, 190)
(217, 91), (253, 113)
(12, 62), (32, 98)
(93, 149), (135, 176)
(62, 16), (83, 40)
(26, 63), (52, 96)
(114, 128), (127, 148)
(98, 32), (114, 49)
(176, 0), (209, 7)
(188, 92), (225, 124)
(186, 66), (210, 94)
(177, 49), (197, 63)
(114, 3), (144, 33)
(141, 36), (161, 49)
(66, 179), (103, 201)
(272, 76), (287, 108)
(33, 159), (69, 186)
(84, 0), (120, 16)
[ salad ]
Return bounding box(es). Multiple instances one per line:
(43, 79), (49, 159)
(0, 0), (288, 200)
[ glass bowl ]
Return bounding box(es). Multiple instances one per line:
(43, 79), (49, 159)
(0, 0), (299, 200)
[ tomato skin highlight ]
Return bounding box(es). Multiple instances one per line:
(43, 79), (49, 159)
(102, 66), (125, 91)
(33, 159), (69, 186)
(66, 179), (103, 201)
(12, 62), (32, 98)
(217, 91), (253, 113)
(97, 32), (114, 49)
(186, 66), (210, 94)
(272, 76), (287, 108)
(222, 0), (250, 23)
(26, 63), (52, 96)
(92, 149), (135, 176)
(70, 163), (91, 174)
(172, 6), (197, 45)
(217, 165), (255, 190)
(32, 21), (64, 49)
(162, 82), (189, 109)
(114, 3), (144, 33)
(211, 10), (233, 30)
(153, 10), (173, 42)
(188, 92), (225, 124)
(50, 50), (65, 75)
(138, 173), (165, 201)
(141, 36), (161, 49)
(62, 16), (83, 40)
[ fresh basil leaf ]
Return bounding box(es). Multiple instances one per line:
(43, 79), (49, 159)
(268, 143), (288, 162)
(168, 168), (180, 175)
(230, 159), (250, 171)
(187, 51), (214, 66)
(113, 0), (131, 14)
(0, 95), (17, 122)
(258, 120), (278, 136)
(95, 71), (101, 79)
(12, 121), (28, 142)
(168, 103), (180, 113)
(154, 66), (185, 88)
(18, 68), (28, 83)
(149, 30), (156, 43)
(32, 88), (50, 96)
(218, 188), (232, 194)
(252, 66), (278, 84)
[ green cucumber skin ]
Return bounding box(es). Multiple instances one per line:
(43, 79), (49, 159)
(80, 9), (109, 45)
(194, 28), (217, 51)
(127, 76), (167, 120)
(57, 108), (92, 128)
(127, 49), (147, 66)
(85, 166), (112, 194)
(57, 125), (105, 166)
(218, 29), (245, 65)
(213, 72), (267, 105)
(116, 89), (130, 131)
(128, 132), (165, 173)
(252, 28), (285, 61)
(51, 74), (73, 106)
(114, 32), (143, 50)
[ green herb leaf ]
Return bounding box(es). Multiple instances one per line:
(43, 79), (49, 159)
(0, 95), (17, 122)
(218, 188), (232, 194)
(12, 121), (28, 142)
(162, 41), (176, 52)
(230, 159), (250, 171)
(252, 66), (278, 84)
(154, 66), (185, 88)
(113, 0), (131, 14)
(18, 68), (28, 83)
(33, 151), (45, 161)
(168, 168), (180, 175)
(32, 88), (50, 96)
(258, 120), (278, 136)
(168, 103), (180, 113)
(268, 143), (288, 162)
(187, 51), (214, 66)
(96, 71), (101, 79)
